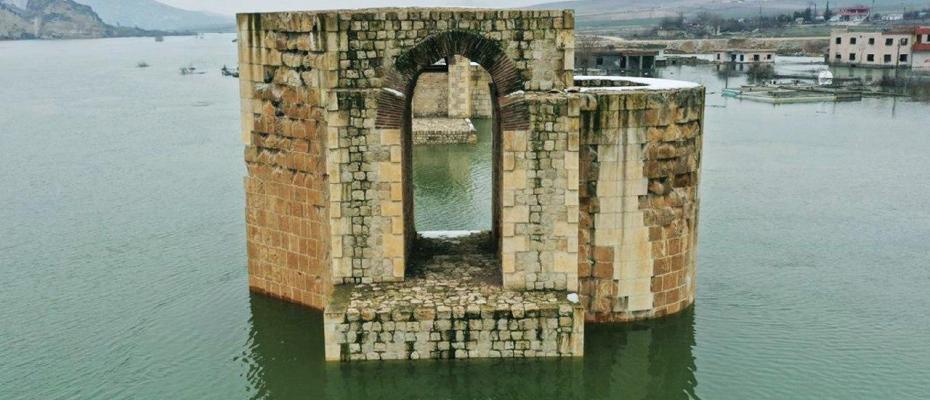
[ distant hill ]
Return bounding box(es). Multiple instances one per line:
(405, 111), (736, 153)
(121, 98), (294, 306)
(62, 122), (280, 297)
(529, 0), (930, 25)
(0, 3), (33, 39)
(74, 0), (233, 32)
(0, 0), (162, 40)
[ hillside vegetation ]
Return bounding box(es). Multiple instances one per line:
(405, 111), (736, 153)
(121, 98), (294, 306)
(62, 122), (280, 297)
(0, 0), (161, 40)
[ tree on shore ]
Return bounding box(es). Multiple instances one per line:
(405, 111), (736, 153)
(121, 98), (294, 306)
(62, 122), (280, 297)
(576, 35), (606, 75)
(823, 2), (834, 21)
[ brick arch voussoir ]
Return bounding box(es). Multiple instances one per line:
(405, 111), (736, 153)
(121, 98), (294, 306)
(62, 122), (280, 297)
(375, 30), (525, 129)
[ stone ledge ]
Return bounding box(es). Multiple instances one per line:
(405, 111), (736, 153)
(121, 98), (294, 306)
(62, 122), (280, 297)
(412, 118), (478, 145)
(324, 232), (584, 361)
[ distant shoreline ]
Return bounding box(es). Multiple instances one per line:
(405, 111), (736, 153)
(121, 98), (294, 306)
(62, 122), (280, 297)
(603, 36), (831, 57)
(0, 30), (236, 42)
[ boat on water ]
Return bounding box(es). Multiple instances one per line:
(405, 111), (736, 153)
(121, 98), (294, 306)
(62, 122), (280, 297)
(221, 65), (239, 78)
(180, 65), (206, 75)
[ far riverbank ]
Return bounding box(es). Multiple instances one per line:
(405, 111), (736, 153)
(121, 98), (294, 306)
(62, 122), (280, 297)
(604, 36), (830, 56)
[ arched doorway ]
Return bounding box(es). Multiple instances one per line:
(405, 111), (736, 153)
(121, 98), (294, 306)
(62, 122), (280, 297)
(375, 30), (527, 279)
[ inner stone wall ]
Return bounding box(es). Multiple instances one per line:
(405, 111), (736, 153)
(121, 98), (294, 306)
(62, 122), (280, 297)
(470, 66), (493, 118)
(501, 93), (580, 292)
(408, 58), (501, 120)
(410, 71), (448, 117)
(447, 55), (472, 118)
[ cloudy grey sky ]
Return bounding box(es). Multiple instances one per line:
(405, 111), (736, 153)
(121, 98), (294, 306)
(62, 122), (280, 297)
(155, 0), (551, 15)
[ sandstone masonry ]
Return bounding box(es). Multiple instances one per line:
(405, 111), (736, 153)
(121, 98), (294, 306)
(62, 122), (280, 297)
(238, 8), (705, 361)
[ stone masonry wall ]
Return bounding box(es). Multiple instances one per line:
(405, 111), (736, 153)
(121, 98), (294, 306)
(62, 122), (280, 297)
(470, 65), (493, 118)
(409, 58), (505, 120)
(325, 286), (584, 361)
(412, 118), (477, 145)
(239, 16), (333, 309)
(239, 8), (577, 294)
(447, 55), (472, 118)
(576, 83), (704, 322)
(501, 93), (580, 292)
(410, 71), (448, 117)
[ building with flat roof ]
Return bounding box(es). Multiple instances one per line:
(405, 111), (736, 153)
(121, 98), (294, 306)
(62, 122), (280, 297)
(714, 49), (776, 64)
(913, 27), (930, 70)
(828, 27), (919, 68)
(831, 5), (871, 25)
(577, 45), (665, 73)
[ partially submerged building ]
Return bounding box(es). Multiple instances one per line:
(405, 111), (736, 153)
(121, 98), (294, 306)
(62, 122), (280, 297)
(579, 45), (665, 73)
(829, 26), (929, 68)
(912, 27), (930, 70)
(714, 49), (776, 64)
(237, 8), (705, 361)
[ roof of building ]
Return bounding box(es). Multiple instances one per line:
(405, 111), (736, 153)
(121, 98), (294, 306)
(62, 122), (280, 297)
(589, 47), (662, 56)
(717, 48), (777, 53)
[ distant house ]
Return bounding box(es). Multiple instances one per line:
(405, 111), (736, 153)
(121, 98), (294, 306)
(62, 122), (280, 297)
(832, 5), (871, 25)
(828, 27), (921, 68)
(913, 27), (930, 70)
(714, 49), (776, 64)
(881, 14), (904, 22)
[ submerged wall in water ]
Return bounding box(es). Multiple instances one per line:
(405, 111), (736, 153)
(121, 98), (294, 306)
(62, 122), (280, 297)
(237, 8), (704, 361)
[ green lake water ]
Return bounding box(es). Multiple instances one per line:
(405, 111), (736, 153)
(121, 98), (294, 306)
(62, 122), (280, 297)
(1, 34), (929, 399)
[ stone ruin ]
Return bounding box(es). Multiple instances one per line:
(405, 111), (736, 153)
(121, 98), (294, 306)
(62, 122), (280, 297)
(237, 8), (705, 361)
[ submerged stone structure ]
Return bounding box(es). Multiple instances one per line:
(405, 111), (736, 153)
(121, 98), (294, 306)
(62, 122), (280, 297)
(238, 8), (705, 361)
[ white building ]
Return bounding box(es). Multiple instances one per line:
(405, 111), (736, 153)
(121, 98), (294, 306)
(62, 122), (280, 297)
(828, 28), (915, 68)
(913, 27), (930, 70)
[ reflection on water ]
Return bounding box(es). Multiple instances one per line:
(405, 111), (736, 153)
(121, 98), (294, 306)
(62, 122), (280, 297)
(413, 118), (494, 231)
(245, 294), (697, 400)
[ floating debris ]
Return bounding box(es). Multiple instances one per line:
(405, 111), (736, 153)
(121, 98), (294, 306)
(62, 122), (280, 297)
(180, 64), (205, 75)
(221, 65), (239, 78)
(722, 84), (862, 104)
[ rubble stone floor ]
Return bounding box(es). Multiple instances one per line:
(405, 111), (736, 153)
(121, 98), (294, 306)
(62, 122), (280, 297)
(325, 231), (583, 361)
(355, 231), (569, 315)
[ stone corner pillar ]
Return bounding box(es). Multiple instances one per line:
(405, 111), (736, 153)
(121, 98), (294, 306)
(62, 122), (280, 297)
(574, 77), (705, 323)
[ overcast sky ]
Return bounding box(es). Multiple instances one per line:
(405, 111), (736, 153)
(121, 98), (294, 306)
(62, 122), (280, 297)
(155, 0), (552, 15)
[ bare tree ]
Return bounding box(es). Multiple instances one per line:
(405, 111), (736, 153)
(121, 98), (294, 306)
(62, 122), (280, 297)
(576, 34), (606, 75)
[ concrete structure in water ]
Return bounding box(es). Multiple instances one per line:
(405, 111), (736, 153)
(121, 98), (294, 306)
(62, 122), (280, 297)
(578, 45), (665, 74)
(237, 8), (706, 361)
(409, 55), (491, 144)
(828, 26), (930, 69)
(714, 49), (775, 64)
